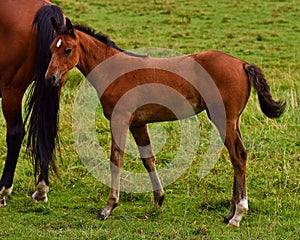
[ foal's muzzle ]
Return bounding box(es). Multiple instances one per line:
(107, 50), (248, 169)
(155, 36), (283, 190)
(45, 73), (61, 87)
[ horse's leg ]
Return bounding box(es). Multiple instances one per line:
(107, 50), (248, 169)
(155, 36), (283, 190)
(130, 125), (164, 206)
(31, 155), (50, 202)
(96, 117), (129, 220)
(31, 176), (49, 202)
(0, 90), (25, 206)
(222, 118), (248, 227)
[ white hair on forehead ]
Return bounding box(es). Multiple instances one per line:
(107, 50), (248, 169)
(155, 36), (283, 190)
(56, 39), (62, 48)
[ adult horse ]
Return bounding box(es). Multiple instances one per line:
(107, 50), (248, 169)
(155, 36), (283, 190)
(46, 18), (285, 227)
(0, 1), (64, 206)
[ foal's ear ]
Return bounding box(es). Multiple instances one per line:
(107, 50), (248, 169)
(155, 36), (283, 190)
(51, 17), (60, 34)
(66, 17), (76, 38)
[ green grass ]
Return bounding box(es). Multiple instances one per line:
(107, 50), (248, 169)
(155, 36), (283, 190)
(0, 0), (299, 239)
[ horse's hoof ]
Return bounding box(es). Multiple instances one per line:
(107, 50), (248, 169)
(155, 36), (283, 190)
(0, 197), (7, 207)
(0, 185), (13, 207)
(32, 191), (48, 203)
(32, 180), (49, 203)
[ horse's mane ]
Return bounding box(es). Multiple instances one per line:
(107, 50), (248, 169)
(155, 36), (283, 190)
(74, 24), (146, 57)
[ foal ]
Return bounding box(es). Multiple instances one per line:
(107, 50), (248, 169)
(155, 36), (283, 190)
(46, 18), (285, 227)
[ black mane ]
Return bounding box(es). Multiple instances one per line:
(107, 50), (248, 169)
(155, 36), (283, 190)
(74, 24), (146, 57)
(74, 24), (123, 51)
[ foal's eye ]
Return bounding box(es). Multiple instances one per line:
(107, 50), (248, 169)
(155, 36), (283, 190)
(64, 48), (72, 55)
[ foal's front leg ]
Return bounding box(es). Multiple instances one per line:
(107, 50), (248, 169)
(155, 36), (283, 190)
(96, 148), (124, 220)
(130, 125), (165, 206)
(97, 119), (128, 220)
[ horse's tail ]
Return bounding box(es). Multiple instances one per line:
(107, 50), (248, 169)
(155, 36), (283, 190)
(25, 5), (64, 183)
(244, 64), (286, 118)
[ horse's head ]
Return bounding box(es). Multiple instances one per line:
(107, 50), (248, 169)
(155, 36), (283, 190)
(45, 18), (79, 87)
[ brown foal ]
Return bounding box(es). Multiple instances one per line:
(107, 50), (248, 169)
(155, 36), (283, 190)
(45, 18), (285, 227)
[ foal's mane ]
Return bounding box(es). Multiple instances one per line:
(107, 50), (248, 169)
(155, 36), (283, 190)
(74, 24), (145, 57)
(74, 24), (122, 51)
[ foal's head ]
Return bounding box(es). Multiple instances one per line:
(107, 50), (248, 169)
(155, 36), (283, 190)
(45, 18), (79, 87)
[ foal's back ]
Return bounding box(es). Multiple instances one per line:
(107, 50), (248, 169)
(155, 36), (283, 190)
(98, 50), (250, 125)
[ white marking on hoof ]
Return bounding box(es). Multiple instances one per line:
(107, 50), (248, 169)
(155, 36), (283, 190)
(0, 185), (13, 197)
(0, 185), (13, 207)
(56, 38), (62, 48)
(0, 197), (7, 207)
(228, 198), (248, 227)
(32, 180), (49, 203)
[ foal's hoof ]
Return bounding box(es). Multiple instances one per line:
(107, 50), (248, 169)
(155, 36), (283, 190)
(156, 195), (165, 207)
(227, 221), (239, 227)
(96, 206), (113, 220)
(224, 210), (235, 224)
(224, 215), (232, 224)
(96, 213), (107, 220)
(224, 214), (240, 227)
(154, 190), (165, 207)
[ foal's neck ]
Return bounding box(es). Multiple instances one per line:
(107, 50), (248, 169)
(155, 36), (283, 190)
(76, 30), (121, 76)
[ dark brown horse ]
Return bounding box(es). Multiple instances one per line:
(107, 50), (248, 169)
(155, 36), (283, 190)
(46, 18), (285, 227)
(0, 0), (64, 206)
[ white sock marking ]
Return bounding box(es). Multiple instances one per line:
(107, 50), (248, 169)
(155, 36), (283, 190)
(32, 180), (49, 202)
(0, 185), (13, 207)
(229, 198), (248, 227)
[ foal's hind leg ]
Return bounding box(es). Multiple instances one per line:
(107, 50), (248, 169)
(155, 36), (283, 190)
(130, 125), (165, 206)
(0, 91), (25, 206)
(222, 118), (248, 227)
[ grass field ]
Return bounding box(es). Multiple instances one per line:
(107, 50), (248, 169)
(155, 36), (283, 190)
(0, 0), (299, 239)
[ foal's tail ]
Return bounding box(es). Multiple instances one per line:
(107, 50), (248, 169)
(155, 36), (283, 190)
(25, 5), (64, 183)
(244, 64), (286, 118)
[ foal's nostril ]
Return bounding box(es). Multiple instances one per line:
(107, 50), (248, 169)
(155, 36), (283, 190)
(51, 75), (56, 85)
(45, 75), (56, 87)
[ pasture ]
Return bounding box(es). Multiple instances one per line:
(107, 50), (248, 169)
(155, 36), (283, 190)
(0, 0), (299, 239)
